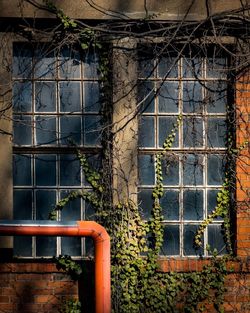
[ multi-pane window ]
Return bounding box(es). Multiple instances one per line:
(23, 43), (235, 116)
(12, 43), (101, 257)
(138, 49), (230, 257)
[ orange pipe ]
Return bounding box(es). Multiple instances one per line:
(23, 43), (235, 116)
(0, 220), (111, 313)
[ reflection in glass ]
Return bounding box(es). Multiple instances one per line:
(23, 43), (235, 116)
(183, 117), (203, 147)
(184, 224), (203, 256)
(207, 118), (227, 148)
(183, 154), (203, 185)
(35, 82), (56, 112)
(159, 82), (179, 113)
(60, 116), (82, 145)
(162, 225), (180, 255)
(13, 154), (32, 186)
(183, 190), (203, 220)
(139, 116), (155, 148)
(161, 190), (179, 220)
(35, 116), (57, 145)
(35, 155), (56, 186)
(138, 189), (154, 220)
(138, 155), (155, 185)
(59, 82), (81, 112)
(207, 155), (225, 185)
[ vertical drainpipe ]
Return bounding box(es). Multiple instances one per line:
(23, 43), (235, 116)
(0, 220), (111, 313)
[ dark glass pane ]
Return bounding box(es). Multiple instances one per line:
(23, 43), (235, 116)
(183, 190), (203, 220)
(36, 190), (56, 220)
(207, 57), (227, 79)
(162, 155), (179, 185)
(207, 189), (223, 220)
(183, 57), (202, 78)
(183, 154), (203, 185)
(34, 48), (55, 78)
(59, 47), (81, 79)
(85, 237), (94, 256)
(83, 53), (99, 78)
(208, 225), (227, 255)
(13, 154), (32, 186)
(159, 116), (179, 148)
(13, 43), (32, 78)
(206, 81), (227, 113)
(60, 116), (82, 145)
(35, 116), (57, 145)
(13, 82), (32, 112)
(138, 58), (154, 78)
(14, 236), (32, 257)
(183, 117), (203, 148)
(184, 225), (203, 256)
(36, 236), (56, 256)
(207, 118), (227, 148)
(183, 82), (203, 113)
(138, 189), (154, 220)
(138, 116), (155, 148)
(138, 81), (155, 113)
(161, 190), (179, 220)
(83, 154), (102, 186)
(84, 82), (100, 112)
(35, 82), (56, 112)
(13, 115), (32, 145)
(138, 155), (155, 185)
(85, 200), (95, 220)
(158, 57), (178, 78)
(158, 82), (179, 113)
(35, 155), (56, 186)
(61, 237), (81, 256)
(60, 154), (81, 186)
(13, 190), (32, 219)
(207, 155), (225, 185)
(59, 82), (81, 112)
(84, 115), (101, 146)
(161, 225), (180, 255)
(60, 191), (81, 221)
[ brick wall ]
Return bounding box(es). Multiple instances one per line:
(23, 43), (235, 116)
(0, 263), (79, 313)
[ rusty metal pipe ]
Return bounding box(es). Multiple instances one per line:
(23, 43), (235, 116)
(0, 220), (111, 313)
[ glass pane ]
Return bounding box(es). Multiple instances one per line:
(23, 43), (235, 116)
(183, 81), (203, 113)
(59, 47), (81, 79)
(60, 154), (81, 186)
(85, 237), (94, 256)
(183, 57), (202, 78)
(13, 154), (32, 186)
(207, 118), (227, 148)
(83, 154), (102, 186)
(207, 189), (223, 220)
(206, 81), (227, 113)
(159, 116), (179, 148)
(36, 236), (56, 256)
(35, 116), (57, 145)
(207, 57), (227, 79)
(183, 190), (203, 220)
(61, 237), (81, 256)
(183, 117), (203, 148)
(158, 57), (178, 78)
(60, 116), (82, 145)
(183, 154), (203, 185)
(13, 190), (32, 219)
(138, 81), (155, 113)
(13, 115), (32, 145)
(184, 225), (203, 256)
(161, 225), (180, 255)
(138, 116), (155, 148)
(34, 48), (55, 78)
(60, 191), (81, 221)
(83, 53), (99, 78)
(13, 43), (32, 78)
(208, 225), (227, 255)
(207, 155), (225, 185)
(59, 82), (81, 112)
(14, 236), (32, 257)
(35, 155), (56, 186)
(162, 155), (179, 185)
(84, 82), (100, 112)
(138, 57), (154, 78)
(158, 82), (179, 113)
(36, 190), (56, 220)
(161, 190), (179, 220)
(138, 189), (154, 220)
(85, 201), (95, 220)
(84, 115), (101, 146)
(138, 155), (155, 185)
(13, 82), (32, 112)
(35, 82), (56, 112)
